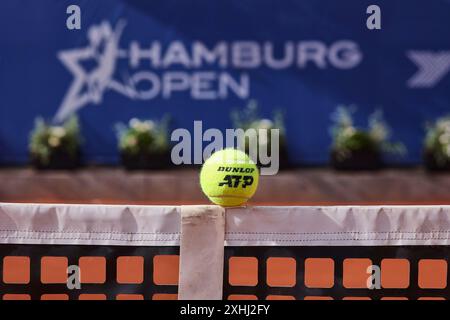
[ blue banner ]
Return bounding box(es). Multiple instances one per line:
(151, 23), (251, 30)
(0, 0), (449, 165)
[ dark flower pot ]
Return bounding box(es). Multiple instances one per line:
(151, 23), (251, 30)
(30, 150), (81, 170)
(256, 145), (290, 169)
(330, 149), (382, 171)
(423, 150), (450, 171)
(120, 151), (172, 170)
(278, 146), (290, 169)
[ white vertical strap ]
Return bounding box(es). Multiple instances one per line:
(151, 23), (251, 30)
(178, 205), (225, 300)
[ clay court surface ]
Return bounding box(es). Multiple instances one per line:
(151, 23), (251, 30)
(2, 167), (450, 205)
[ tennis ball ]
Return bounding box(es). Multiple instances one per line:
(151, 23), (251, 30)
(200, 148), (259, 207)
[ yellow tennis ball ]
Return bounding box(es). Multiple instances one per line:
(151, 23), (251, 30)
(200, 148), (259, 207)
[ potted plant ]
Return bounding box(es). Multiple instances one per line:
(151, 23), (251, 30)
(116, 116), (171, 170)
(423, 116), (450, 171)
(29, 116), (81, 170)
(231, 100), (289, 168)
(330, 106), (405, 170)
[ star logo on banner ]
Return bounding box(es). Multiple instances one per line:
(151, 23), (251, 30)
(55, 20), (127, 122)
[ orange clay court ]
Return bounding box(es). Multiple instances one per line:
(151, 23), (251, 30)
(2, 167), (450, 206)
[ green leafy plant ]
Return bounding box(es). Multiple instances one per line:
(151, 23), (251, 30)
(29, 116), (81, 165)
(330, 106), (405, 160)
(231, 100), (286, 155)
(424, 115), (450, 166)
(116, 116), (170, 156)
